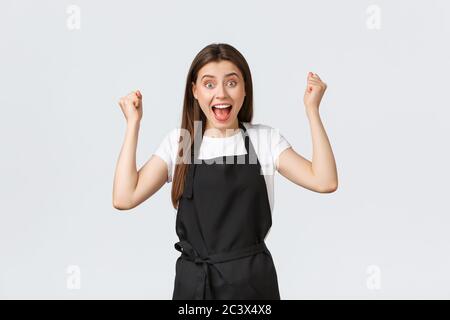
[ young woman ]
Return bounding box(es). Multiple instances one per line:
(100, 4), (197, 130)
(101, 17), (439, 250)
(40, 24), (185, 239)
(113, 43), (338, 300)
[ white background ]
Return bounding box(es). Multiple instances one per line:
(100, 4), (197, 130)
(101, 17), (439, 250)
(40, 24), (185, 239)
(1, 0), (449, 299)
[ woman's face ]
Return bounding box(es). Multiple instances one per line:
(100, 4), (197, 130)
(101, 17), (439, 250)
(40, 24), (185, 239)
(192, 60), (246, 134)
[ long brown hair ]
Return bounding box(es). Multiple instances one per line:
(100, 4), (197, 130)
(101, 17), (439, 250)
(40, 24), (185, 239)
(171, 43), (254, 209)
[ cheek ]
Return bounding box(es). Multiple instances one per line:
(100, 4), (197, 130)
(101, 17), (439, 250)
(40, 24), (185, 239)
(198, 91), (214, 103)
(198, 103), (210, 114)
(199, 86), (213, 95)
(231, 89), (246, 103)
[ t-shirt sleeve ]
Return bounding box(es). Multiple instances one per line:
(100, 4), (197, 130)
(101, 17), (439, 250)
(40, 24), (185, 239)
(270, 126), (291, 171)
(153, 128), (178, 183)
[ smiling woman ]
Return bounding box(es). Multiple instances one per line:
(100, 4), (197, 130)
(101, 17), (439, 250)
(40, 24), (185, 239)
(113, 42), (337, 300)
(192, 60), (247, 134)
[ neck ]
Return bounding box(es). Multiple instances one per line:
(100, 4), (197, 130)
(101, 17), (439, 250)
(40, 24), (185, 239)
(204, 119), (240, 138)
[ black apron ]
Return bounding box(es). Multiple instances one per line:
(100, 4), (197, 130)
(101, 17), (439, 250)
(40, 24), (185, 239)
(172, 121), (280, 300)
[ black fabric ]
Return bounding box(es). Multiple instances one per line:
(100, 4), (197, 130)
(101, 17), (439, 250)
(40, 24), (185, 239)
(172, 121), (280, 300)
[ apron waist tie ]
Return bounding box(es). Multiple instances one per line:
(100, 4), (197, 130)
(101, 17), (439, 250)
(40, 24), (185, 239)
(174, 240), (269, 299)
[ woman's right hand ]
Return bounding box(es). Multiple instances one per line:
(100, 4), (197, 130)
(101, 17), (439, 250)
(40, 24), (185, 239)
(118, 90), (143, 123)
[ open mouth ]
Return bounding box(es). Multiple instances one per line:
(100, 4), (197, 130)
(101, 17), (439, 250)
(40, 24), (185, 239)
(211, 104), (233, 122)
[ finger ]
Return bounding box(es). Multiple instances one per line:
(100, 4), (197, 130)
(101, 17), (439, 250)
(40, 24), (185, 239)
(308, 84), (326, 91)
(130, 91), (140, 100)
(127, 92), (139, 104)
(308, 77), (325, 85)
(135, 90), (142, 99)
(307, 79), (322, 86)
(307, 84), (323, 92)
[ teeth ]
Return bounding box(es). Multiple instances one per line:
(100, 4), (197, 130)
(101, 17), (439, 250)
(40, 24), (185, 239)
(212, 104), (231, 109)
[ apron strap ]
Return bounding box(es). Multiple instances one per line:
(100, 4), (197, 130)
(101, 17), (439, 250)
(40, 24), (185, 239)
(183, 157), (196, 199)
(174, 239), (269, 299)
(182, 121), (203, 199)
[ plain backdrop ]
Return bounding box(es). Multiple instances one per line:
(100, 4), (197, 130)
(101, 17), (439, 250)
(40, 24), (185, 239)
(1, 0), (450, 299)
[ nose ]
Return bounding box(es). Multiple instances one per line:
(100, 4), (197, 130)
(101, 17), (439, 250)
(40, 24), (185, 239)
(215, 82), (228, 99)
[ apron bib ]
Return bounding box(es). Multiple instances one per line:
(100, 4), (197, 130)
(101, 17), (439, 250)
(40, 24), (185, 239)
(172, 121), (280, 300)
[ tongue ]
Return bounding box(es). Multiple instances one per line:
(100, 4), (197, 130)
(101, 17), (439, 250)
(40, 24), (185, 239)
(213, 107), (231, 120)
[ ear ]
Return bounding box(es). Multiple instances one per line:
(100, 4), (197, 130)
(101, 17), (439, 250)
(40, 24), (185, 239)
(191, 81), (197, 100)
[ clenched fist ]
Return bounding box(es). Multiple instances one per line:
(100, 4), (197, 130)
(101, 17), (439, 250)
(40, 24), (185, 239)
(118, 90), (143, 123)
(303, 72), (327, 112)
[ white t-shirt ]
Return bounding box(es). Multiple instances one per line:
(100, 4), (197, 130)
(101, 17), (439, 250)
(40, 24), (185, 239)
(153, 122), (291, 213)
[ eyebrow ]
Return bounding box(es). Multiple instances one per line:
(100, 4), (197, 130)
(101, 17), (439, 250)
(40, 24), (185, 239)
(200, 72), (240, 81)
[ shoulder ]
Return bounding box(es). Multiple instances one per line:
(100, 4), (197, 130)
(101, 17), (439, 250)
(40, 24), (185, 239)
(166, 127), (183, 141)
(159, 127), (186, 147)
(242, 122), (275, 138)
(242, 121), (286, 150)
(242, 122), (272, 131)
(243, 121), (291, 165)
(154, 127), (185, 183)
(154, 127), (183, 160)
(242, 122), (285, 142)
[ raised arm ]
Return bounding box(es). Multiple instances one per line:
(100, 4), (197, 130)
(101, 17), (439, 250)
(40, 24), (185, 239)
(277, 72), (338, 193)
(112, 90), (168, 211)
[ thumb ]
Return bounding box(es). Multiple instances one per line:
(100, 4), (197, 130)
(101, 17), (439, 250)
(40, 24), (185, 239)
(135, 90), (142, 99)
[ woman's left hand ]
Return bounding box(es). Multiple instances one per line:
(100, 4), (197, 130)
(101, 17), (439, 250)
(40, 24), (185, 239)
(303, 72), (327, 112)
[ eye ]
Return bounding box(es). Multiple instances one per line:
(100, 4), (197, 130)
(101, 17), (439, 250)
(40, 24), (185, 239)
(204, 80), (237, 89)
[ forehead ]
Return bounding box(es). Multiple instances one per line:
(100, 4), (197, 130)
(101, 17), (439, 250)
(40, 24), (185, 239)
(198, 60), (242, 78)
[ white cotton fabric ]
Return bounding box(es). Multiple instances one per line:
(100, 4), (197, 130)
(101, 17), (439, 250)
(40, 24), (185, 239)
(153, 122), (291, 214)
